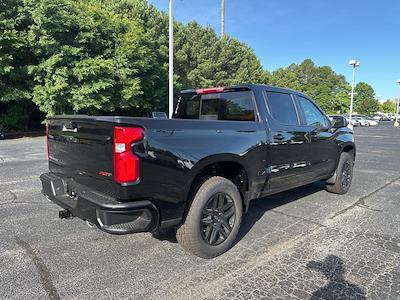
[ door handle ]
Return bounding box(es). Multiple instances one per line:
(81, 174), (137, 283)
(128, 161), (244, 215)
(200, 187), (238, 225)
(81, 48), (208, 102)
(273, 134), (285, 141)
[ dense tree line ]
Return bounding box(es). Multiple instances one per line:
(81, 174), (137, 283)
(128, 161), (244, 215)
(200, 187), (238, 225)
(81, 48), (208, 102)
(0, 0), (381, 131)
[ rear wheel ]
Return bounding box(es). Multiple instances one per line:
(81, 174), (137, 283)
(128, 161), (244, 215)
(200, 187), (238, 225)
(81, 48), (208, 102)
(176, 176), (242, 258)
(326, 152), (354, 194)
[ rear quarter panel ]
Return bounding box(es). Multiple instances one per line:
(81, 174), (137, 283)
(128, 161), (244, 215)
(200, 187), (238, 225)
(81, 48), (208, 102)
(132, 118), (268, 221)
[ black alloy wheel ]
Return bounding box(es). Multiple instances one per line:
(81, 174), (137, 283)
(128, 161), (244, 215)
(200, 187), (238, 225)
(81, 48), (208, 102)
(201, 192), (236, 246)
(176, 176), (243, 258)
(341, 161), (352, 190)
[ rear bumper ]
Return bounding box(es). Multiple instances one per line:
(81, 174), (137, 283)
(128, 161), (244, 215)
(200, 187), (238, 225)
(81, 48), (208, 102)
(40, 172), (159, 234)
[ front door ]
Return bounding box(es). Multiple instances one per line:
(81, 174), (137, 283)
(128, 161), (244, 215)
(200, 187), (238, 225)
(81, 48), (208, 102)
(295, 95), (338, 179)
(263, 91), (312, 194)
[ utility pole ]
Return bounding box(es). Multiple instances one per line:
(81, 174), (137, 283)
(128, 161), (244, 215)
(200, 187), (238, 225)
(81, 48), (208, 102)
(348, 60), (360, 129)
(395, 80), (400, 127)
(168, 0), (174, 118)
(221, 0), (225, 38)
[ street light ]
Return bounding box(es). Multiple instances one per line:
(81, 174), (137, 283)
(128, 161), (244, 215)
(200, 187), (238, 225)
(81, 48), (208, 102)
(221, 0), (225, 38)
(168, 0), (174, 119)
(348, 60), (360, 129)
(395, 80), (400, 127)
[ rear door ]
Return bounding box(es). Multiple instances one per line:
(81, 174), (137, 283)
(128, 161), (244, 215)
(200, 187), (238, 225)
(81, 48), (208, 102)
(295, 95), (338, 178)
(263, 91), (312, 194)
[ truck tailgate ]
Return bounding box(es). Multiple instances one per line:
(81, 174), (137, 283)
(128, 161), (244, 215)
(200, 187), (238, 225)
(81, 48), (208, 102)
(47, 117), (116, 195)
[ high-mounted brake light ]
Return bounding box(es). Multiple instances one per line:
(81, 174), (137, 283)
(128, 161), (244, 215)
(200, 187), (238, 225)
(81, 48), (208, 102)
(113, 126), (144, 184)
(196, 87), (224, 94)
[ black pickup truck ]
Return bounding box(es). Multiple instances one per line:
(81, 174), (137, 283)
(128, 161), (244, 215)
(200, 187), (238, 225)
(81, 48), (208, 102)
(40, 84), (355, 258)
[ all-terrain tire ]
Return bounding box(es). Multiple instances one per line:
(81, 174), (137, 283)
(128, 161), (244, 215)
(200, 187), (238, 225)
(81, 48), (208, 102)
(326, 152), (354, 194)
(176, 176), (242, 258)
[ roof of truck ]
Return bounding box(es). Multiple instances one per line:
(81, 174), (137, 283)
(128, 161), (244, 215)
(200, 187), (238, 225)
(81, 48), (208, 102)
(180, 84), (310, 98)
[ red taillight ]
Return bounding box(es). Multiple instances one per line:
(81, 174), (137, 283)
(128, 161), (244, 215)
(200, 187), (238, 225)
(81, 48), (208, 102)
(196, 87), (224, 94)
(113, 126), (144, 184)
(46, 123), (49, 160)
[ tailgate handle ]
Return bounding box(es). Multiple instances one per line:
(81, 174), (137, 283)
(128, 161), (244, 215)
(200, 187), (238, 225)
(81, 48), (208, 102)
(62, 122), (78, 132)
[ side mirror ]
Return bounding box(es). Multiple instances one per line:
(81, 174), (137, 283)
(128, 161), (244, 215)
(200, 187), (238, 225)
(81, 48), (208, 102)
(331, 116), (348, 129)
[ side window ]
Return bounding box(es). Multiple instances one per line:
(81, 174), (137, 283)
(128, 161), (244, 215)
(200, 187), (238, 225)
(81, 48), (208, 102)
(297, 96), (329, 127)
(265, 92), (299, 125)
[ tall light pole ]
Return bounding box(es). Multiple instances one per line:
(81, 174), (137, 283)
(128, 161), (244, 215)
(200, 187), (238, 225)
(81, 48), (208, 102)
(168, 0), (174, 118)
(395, 80), (400, 127)
(348, 60), (360, 129)
(221, 0), (225, 38)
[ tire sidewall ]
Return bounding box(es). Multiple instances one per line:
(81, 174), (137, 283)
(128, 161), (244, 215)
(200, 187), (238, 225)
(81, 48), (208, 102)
(187, 177), (242, 258)
(336, 152), (354, 193)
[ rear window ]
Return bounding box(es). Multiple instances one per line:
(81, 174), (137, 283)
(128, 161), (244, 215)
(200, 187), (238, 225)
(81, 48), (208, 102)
(174, 91), (256, 121)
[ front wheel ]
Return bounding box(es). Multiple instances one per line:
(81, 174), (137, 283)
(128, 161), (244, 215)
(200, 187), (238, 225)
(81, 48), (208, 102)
(176, 176), (243, 258)
(326, 152), (354, 194)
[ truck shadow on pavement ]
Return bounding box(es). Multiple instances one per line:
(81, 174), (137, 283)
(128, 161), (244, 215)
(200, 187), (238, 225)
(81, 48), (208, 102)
(307, 255), (366, 300)
(154, 181), (326, 244)
(235, 181), (326, 243)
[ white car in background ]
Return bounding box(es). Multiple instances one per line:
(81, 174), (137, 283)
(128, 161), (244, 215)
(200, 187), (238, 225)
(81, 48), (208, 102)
(352, 117), (370, 126)
(352, 116), (378, 126)
(346, 117), (361, 127)
(365, 117), (378, 126)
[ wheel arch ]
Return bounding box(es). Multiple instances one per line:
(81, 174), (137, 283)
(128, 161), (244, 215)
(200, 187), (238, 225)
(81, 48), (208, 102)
(182, 154), (250, 222)
(342, 143), (356, 160)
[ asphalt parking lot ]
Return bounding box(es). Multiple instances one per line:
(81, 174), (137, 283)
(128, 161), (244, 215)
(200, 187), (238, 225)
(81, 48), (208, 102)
(1, 122), (399, 300)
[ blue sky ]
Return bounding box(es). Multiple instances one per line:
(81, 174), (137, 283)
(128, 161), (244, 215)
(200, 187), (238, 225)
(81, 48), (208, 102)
(149, 0), (400, 100)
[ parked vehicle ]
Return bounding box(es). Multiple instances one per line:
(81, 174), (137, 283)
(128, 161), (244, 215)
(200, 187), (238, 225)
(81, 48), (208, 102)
(354, 116), (378, 126)
(352, 117), (370, 126)
(380, 115), (392, 121)
(373, 115), (382, 121)
(40, 84), (355, 258)
(346, 117), (361, 127)
(365, 117), (378, 126)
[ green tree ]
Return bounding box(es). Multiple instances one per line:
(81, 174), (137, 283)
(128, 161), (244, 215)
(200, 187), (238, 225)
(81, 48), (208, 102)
(0, 0), (43, 130)
(354, 82), (379, 115)
(269, 59), (351, 113)
(0, 0), (32, 103)
(380, 100), (396, 113)
(28, 0), (158, 117)
(174, 21), (268, 90)
(0, 0), (380, 128)
(105, 0), (169, 113)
